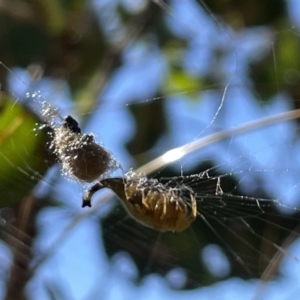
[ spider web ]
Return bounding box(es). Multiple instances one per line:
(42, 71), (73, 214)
(1, 0), (300, 299)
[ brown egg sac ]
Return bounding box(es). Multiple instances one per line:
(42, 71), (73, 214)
(50, 116), (117, 182)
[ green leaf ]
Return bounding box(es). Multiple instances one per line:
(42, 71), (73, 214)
(163, 67), (202, 101)
(0, 94), (54, 207)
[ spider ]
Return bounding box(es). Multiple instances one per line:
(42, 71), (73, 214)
(82, 177), (197, 232)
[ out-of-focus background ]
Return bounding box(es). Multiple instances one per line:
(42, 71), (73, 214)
(2, 0), (300, 299)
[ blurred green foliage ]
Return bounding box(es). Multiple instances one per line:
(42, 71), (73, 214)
(0, 93), (52, 207)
